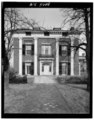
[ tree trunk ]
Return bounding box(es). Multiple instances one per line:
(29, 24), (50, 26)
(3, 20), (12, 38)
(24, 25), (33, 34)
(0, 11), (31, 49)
(4, 70), (9, 89)
(84, 8), (90, 91)
(86, 50), (90, 91)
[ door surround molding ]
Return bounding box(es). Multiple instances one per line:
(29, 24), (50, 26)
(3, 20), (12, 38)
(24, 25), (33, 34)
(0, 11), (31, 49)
(40, 60), (53, 75)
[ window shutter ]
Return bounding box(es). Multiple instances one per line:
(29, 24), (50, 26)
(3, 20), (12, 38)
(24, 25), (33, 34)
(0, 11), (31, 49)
(30, 62), (34, 75)
(22, 62), (25, 75)
(31, 44), (34, 55)
(30, 62), (31, 75)
(59, 63), (62, 75)
(59, 45), (62, 56)
(32, 62), (34, 75)
(23, 44), (25, 55)
(68, 62), (70, 75)
(68, 45), (71, 56)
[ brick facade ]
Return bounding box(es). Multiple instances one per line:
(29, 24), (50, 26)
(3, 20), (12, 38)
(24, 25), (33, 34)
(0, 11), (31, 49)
(37, 38), (56, 75)
(13, 38), (19, 73)
(12, 29), (80, 76)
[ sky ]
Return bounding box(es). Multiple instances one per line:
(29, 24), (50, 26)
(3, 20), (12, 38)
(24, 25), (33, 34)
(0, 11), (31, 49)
(18, 8), (84, 55)
(18, 8), (66, 29)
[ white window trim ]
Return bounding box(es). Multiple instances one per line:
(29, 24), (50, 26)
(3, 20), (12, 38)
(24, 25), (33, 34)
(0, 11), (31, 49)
(25, 45), (32, 55)
(41, 45), (51, 55)
(25, 63), (31, 75)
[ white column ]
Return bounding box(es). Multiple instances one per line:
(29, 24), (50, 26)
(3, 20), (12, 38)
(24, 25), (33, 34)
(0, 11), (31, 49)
(71, 37), (74, 75)
(56, 38), (59, 75)
(79, 62), (81, 76)
(19, 37), (22, 75)
(34, 37), (38, 75)
(10, 46), (14, 68)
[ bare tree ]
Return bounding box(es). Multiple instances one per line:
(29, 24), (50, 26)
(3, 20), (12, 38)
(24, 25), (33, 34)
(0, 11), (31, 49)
(60, 8), (91, 91)
(4, 8), (39, 72)
(5, 8), (35, 57)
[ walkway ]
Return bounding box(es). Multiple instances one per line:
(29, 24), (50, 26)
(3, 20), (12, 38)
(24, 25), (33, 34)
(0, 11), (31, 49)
(34, 76), (56, 84)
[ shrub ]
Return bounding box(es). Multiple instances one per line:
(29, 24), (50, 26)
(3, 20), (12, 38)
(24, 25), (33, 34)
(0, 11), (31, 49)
(56, 75), (88, 84)
(65, 76), (87, 84)
(9, 75), (27, 84)
(55, 76), (69, 84)
(9, 68), (27, 84)
(9, 68), (18, 80)
(4, 70), (9, 89)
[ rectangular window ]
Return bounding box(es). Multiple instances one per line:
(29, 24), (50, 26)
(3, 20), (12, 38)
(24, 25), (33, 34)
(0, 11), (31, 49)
(61, 46), (67, 51)
(26, 45), (31, 55)
(23, 44), (34, 55)
(59, 62), (68, 75)
(24, 62), (34, 75)
(61, 46), (67, 56)
(62, 63), (67, 75)
(41, 45), (51, 55)
(25, 63), (31, 75)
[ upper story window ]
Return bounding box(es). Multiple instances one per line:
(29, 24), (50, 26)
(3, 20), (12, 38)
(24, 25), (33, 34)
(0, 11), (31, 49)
(26, 45), (32, 55)
(59, 45), (68, 56)
(61, 46), (67, 51)
(23, 44), (34, 55)
(41, 45), (51, 55)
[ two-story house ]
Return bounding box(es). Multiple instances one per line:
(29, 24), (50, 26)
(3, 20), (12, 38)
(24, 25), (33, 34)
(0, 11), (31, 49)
(11, 28), (81, 76)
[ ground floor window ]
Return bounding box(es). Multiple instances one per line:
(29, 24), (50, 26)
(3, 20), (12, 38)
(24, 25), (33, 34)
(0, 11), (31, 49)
(79, 62), (87, 76)
(59, 62), (70, 75)
(22, 62), (34, 75)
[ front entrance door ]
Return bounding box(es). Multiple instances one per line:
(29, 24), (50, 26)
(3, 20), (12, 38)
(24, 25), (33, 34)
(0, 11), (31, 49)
(44, 65), (50, 74)
(40, 61), (53, 75)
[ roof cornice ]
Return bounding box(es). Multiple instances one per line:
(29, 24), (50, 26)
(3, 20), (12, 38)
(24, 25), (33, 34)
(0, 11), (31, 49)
(13, 28), (82, 35)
